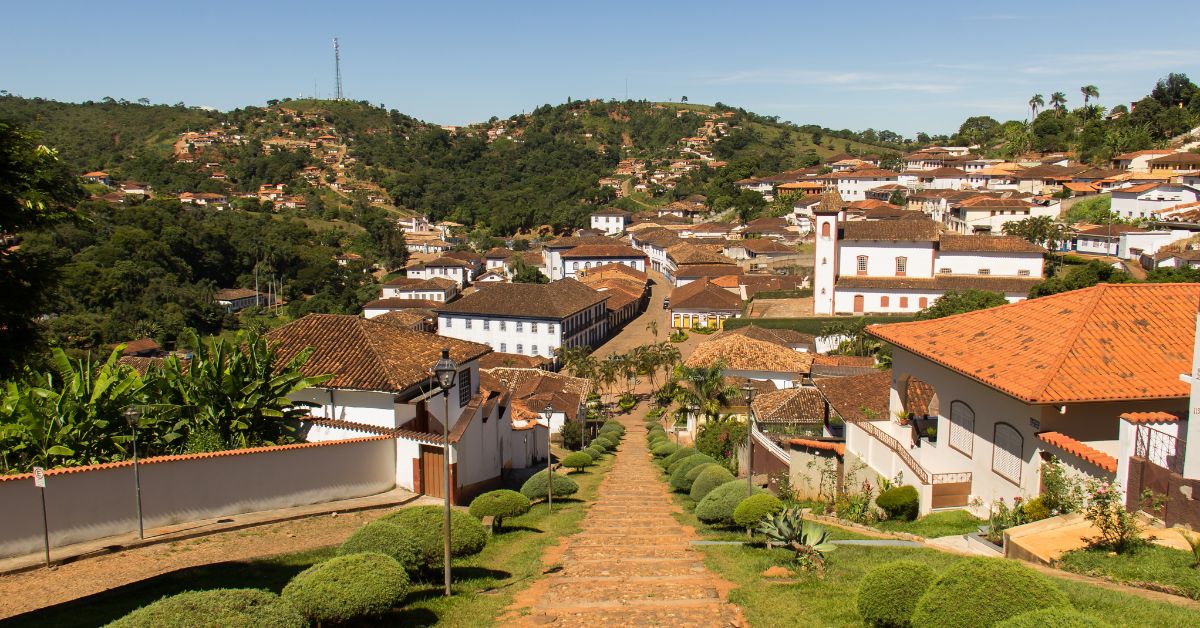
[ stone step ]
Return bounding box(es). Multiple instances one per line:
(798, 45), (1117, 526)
(538, 580), (722, 606)
(518, 605), (743, 628)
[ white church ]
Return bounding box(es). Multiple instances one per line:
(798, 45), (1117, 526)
(812, 190), (1046, 315)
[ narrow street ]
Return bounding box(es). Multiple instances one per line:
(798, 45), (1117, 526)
(594, 270), (704, 360)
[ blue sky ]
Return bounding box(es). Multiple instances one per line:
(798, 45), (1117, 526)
(2, 1), (1196, 135)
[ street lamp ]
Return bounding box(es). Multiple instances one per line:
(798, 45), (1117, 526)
(123, 406), (145, 540)
(433, 349), (458, 597)
(542, 403), (555, 513)
(741, 383), (757, 493)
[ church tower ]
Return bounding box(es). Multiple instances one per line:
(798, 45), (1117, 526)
(812, 187), (843, 315)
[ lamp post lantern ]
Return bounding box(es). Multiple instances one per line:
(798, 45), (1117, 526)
(123, 406), (145, 540)
(741, 383), (757, 493)
(542, 403), (555, 513)
(433, 348), (458, 597)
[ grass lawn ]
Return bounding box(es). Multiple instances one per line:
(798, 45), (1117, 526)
(7, 453), (616, 628)
(873, 510), (983, 538)
(1058, 544), (1200, 600)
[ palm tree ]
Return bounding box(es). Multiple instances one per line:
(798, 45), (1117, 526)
(674, 362), (738, 423)
(1050, 92), (1067, 113)
(1028, 94), (1044, 120)
(1080, 85), (1099, 106)
(646, 320), (658, 341)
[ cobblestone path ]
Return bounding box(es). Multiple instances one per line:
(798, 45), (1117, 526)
(502, 411), (744, 627)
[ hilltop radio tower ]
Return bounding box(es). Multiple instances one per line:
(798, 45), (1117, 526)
(333, 37), (343, 100)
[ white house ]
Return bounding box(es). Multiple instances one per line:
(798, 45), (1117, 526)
(863, 284), (1198, 515)
(1111, 184), (1200, 221)
(540, 235), (619, 281)
(812, 190), (1044, 316)
(944, 196), (1059, 235)
(381, 276), (459, 302)
(1123, 229), (1195, 261)
(590, 208), (632, 235)
(435, 279), (609, 359)
(558, 244), (648, 279)
(406, 257), (478, 288)
(1111, 150), (1175, 172)
(1070, 225), (1146, 257)
(629, 228), (681, 274)
(833, 168), (900, 202)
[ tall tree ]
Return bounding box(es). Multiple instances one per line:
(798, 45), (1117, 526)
(1050, 92), (1068, 113)
(1080, 85), (1099, 106)
(1029, 94), (1045, 120)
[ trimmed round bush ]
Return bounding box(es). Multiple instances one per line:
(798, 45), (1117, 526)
(561, 451), (594, 472)
(732, 492), (784, 529)
(108, 589), (305, 628)
(669, 454), (719, 491)
(876, 485), (919, 522)
(599, 429), (622, 442)
(856, 560), (936, 627)
(689, 464), (736, 501)
(282, 552), (409, 624)
(381, 505), (488, 570)
(338, 521), (423, 573)
(998, 608), (1110, 628)
(685, 460), (720, 483)
(695, 480), (761, 525)
(585, 444), (605, 459)
(648, 436), (667, 450)
(911, 558), (1070, 628)
(592, 435), (616, 451)
(602, 420), (625, 434)
(469, 489), (532, 530)
(659, 446), (696, 469)
(651, 442), (679, 458)
(520, 470), (580, 502)
(1021, 496), (1051, 522)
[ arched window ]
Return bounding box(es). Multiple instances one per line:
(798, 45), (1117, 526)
(895, 256), (907, 276)
(856, 256), (868, 275)
(992, 422), (1023, 484)
(820, 222), (831, 238)
(949, 401), (975, 457)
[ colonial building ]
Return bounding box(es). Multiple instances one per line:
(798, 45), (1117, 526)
(590, 207), (632, 235)
(435, 279), (609, 359)
(557, 243), (648, 279)
(381, 277), (459, 302)
(668, 277), (743, 330)
(405, 257), (479, 288)
(812, 190), (1044, 315)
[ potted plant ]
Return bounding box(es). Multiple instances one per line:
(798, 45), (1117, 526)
(893, 410), (911, 426)
(925, 426), (937, 443)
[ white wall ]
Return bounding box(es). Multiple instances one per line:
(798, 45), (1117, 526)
(935, 252), (1043, 277)
(439, 315), (563, 357)
(294, 388), (400, 430)
(591, 215), (627, 235)
(561, 257), (646, 279)
(1112, 186), (1198, 220)
(0, 438), (396, 558)
(838, 241), (937, 278)
(1122, 230), (1193, 260)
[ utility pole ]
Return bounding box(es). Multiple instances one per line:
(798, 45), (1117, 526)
(333, 38), (343, 101)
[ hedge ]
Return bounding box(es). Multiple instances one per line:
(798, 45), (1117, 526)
(732, 493), (784, 529)
(668, 454), (719, 491)
(468, 489), (532, 530)
(561, 451), (594, 472)
(381, 506), (488, 570)
(856, 560), (936, 627)
(651, 443), (679, 458)
(282, 552), (409, 624)
(722, 314), (916, 336)
(108, 589), (305, 628)
(585, 444), (606, 459)
(997, 608), (1110, 628)
(695, 480), (761, 526)
(520, 470), (580, 501)
(659, 446), (697, 470)
(602, 420), (625, 434)
(338, 521), (423, 573)
(911, 558), (1070, 628)
(592, 436), (616, 451)
(689, 465), (736, 501)
(876, 485), (919, 522)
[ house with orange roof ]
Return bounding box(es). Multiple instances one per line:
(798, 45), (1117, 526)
(1111, 183), (1200, 220)
(81, 171), (112, 186)
(1111, 149), (1175, 172)
(861, 283), (1200, 516)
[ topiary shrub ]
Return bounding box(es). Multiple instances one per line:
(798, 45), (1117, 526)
(732, 492), (784, 530)
(468, 489), (532, 531)
(599, 429), (623, 443)
(856, 560), (936, 627)
(603, 420), (625, 434)
(651, 442), (679, 458)
(689, 464), (736, 501)
(282, 552), (408, 624)
(997, 608), (1110, 628)
(648, 436), (667, 449)
(659, 446), (696, 470)
(381, 505), (488, 570)
(108, 589), (305, 628)
(695, 480), (761, 526)
(669, 454), (719, 491)
(520, 469), (579, 502)
(876, 485), (919, 522)
(338, 521), (423, 574)
(911, 558), (1070, 628)
(592, 435), (616, 451)
(585, 445), (605, 459)
(561, 451), (594, 473)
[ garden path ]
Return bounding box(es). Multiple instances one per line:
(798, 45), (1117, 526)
(501, 405), (744, 627)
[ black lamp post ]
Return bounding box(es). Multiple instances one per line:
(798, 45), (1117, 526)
(741, 383), (757, 493)
(433, 349), (458, 597)
(542, 403), (555, 513)
(123, 406), (144, 540)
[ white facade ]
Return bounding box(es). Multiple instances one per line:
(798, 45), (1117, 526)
(1111, 186), (1199, 220)
(813, 212), (838, 315)
(946, 202), (1059, 235)
(437, 300), (608, 359)
(560, 256), (646, 279)
(381, 285), (456, 302)
(407, 263), (473, 288)
(591, 213), (629, 235)
(835, 172), (899, 202)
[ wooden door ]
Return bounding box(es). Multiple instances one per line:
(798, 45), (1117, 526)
(853, 295), (864, 314)
(421, 446), (445, 499)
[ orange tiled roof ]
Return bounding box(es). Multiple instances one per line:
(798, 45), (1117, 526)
(868, 283), (1199, 404)
(788, 438), (845, 456)
(1037, 432), (1117, 473)
(1118, 411), (1180, 424)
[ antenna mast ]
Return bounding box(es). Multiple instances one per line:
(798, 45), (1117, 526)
(333, 38), (343, 100)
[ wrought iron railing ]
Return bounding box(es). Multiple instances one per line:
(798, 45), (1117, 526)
(931, 472), (972, 485)
(1135, 425), (1186, 475)
(850, 418), (930, 485)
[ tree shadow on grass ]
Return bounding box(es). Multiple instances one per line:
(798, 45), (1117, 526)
(493, 524), (543, 535)
(2, 558), (319, 628)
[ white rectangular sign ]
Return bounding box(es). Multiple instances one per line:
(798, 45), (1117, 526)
(33, 466), (45, 488)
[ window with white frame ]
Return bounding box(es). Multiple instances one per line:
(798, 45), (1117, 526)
(978, 268), (991, 275)
(949, 401), (974, 457)
(992, 423), (1023, 484)
(464, 318), (472, 329)
(532, 322), (538, 333)
(895, 256), (907, 276)
(856, 255), (868, 275)
(516, 321), (523, 332)
(499, 320), (506, 331)
(483, 319), (489, 330)
(516, 344), (523, 354)
(938, 267), (952, 274)
(500, 343), (506, 352)
(532, 345), (538, 355)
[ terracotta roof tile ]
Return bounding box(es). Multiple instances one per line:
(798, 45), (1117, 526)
(814, 370), (891, 423)
(1118, 411), (1180, 424)
(752, 387), (825, 423)
(685, 334), (813, 373)
(669, 278), (743, 311)
(560, 244), (646, 259)
(676, 263), (744, 279)
(1037, 432), (1117, 473)
(436, 279), (606, 319)
(841, 219), (941, 241)
(938, 234), (1045, 253)
(722, 324), (816, 348)
(364, 298), (442, 310)
(869, 284), (1200, 404)
(788, 438), (845, 456)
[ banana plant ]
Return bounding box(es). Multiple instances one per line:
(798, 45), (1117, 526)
(758, 508), (837, 576)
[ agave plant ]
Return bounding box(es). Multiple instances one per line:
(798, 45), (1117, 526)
(758, 508), (837, 576)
